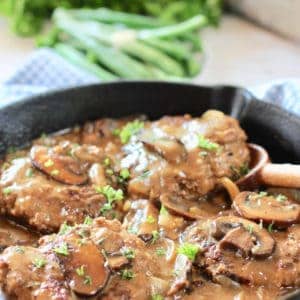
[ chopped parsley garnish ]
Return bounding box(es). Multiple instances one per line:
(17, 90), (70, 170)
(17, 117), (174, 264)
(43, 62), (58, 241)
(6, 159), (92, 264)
(25, 168), (34, 178)
(160, 205), (169, 216)
(151, 230), (160, 244)
(14, 246), (24, 254)
(53, 242), (69, 256)
(177, 243), (199, 261)
(106, 169), (114, 175)
(120, 168), (130, 180)
(199, 151), (208, 157)
(44, 159), (54, 167)
(96, 185), (124, 214)
(239, 163), (249, 176)
(198, 135), (220, 151)
(33, 258), (46, 268)
(139, 170), (150, 179)
(155, 247), (166, 257)
(84, 275), (92, 285)
(83, 216), (93, 225)
(247, 224), (254, 234)
(122, 248), (135, 260)
(76, 265), (85, 277)
(59, 222), (72, 235)
(152, 295), (163, 300)
(50, 169), (59, 176)
(276, 194), (287, 202)
(119, 120), (144, 144)
(146, 215), (155, 224)
(103, 157), (110, 166)
(2, 187), (12, 196)
(268, 223), (274, 233)
(120, 269), (135, 280)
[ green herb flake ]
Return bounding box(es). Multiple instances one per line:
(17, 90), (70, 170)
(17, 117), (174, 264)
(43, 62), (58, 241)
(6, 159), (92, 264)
(146, 215), (155, 224)
(103, 157), (110, 166)
(198, 135), (220, 151)
(122, 248), (135, 260)
(151, 230), (160, 244)
(83, 216), (93, 225)
(3, 187), (12, 196)
(120, 269), (135, 280)
(276, 194), (287, 202)
(112, 128), (120, 136)
(59, 222), (72, 235)
(152, 295), (163, 300)
(199, 151), (208, 157)
(177, 243), (199, 261)
(33, 258), (46, 268)
(106, 169), (114, 175)
(155, 247), (166, 257)
(119, 120), (144, 144)
(84, 275), (92, 285)
(76, 265), (85, 277)
(50, 169), (59, 176)
(25, 168), (34, 178)
(160, 205), (169, 216)
(53, 242), (69, 256)
(139, 170), (150, 179)
(15, 246), (24, 254)
(120, 168), (130, 180)
(247, 224), (254, 234)
(268, 223), (274, 233)
(44, 159), (54, 168)
(96, 185), (124, 214)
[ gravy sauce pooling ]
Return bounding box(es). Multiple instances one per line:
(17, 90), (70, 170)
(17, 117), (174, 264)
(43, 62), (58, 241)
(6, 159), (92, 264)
(0, 110), (299, 299)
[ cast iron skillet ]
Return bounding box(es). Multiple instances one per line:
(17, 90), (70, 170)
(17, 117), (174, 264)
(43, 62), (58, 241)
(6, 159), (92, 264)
(0, 81), (299, 299)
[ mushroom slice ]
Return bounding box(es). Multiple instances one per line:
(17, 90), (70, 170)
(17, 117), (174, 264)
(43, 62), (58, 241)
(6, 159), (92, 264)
(141, 138), (187, 164)
(219, 227), (254, 257)
(60, 236), (110, 296)
(233, 191), (300, 227)
(107, 255), (129, 271)
(213, 216), (275, 257)
(167, 254), (192, 296)
(123, 200), (159, 242)
(160, 193), (227, 220)
(30, 146), (88, 185)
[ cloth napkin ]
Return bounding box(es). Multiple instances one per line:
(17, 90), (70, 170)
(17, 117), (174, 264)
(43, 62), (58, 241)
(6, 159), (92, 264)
(0, 48), (299, 115)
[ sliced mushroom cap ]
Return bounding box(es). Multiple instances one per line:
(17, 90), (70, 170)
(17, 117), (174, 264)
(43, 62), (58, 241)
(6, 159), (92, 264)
(30, 146), (88, 185)
(213, 216), (275, 258)
(233, 191), (300, 227)
(141, 138), (187, 164)
(160, 193), (227, 220)
(219, 226), (254, 257)
(123, 200), (159, 242)
(60, 236), (110, 296)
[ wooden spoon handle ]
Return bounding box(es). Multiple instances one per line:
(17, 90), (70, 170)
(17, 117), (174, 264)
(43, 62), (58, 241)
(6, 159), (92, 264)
(260, 163), (300, 188)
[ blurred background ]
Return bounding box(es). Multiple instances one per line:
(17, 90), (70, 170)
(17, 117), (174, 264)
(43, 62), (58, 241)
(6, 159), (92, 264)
(0, 0), (300, 87)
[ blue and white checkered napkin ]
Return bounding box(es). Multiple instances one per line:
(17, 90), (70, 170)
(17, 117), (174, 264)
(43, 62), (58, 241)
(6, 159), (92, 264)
(0, 48), (299, 115)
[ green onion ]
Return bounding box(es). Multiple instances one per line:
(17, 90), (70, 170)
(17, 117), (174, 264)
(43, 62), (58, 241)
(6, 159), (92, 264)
(122, 248), (135, 260)
(119, 120), (144, 144)
(76, 265), (85, 276)
(33, 258), (46, 268)
(120, 269), (135, 280)
(198, 135), (220, 151)
(54, 242), (69, 256)
(177, 243), (199, 261)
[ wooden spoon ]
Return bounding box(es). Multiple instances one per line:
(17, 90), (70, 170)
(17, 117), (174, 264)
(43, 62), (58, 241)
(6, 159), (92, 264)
(237, 143), (300, 189)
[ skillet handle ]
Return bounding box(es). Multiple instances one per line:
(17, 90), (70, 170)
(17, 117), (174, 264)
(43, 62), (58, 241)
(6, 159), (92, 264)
(260, 163), (300, 188)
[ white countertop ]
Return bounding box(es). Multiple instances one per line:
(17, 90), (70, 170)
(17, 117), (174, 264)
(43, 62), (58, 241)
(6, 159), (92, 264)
(1, 14), (300, 86)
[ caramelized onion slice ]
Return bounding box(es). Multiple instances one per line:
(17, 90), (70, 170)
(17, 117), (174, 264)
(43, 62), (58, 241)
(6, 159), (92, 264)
(233, 191), (300, 227)
(30, 146), (88, 185)
(213, 216), (275, 257)
(62, 237), (110, 296)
